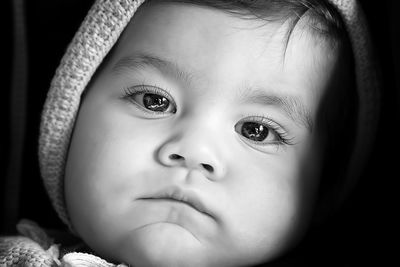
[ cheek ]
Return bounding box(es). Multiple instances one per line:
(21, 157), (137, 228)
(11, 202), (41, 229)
(222, 149), (314, 259)
(64, 98), (163, 248)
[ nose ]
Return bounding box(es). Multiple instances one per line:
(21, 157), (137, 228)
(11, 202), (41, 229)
(157, 134), (225, 180)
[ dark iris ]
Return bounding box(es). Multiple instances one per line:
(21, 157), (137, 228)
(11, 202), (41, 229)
(241, 122), (269, 142)
(143, 93), (170, 112)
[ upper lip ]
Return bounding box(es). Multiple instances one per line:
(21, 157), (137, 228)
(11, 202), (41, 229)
(139, 186), (212, 217)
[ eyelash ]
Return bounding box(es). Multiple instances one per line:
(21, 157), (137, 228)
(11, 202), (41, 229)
(122, 84), (177, 115)
(236, 115), (295, 147)
(121, 84), (294, 147)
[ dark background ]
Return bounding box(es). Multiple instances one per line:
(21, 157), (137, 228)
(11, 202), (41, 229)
(1, 0), (398, 266)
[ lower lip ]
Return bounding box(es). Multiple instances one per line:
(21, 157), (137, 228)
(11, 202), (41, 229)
(132, 198), (214, 227)
(136, 198), (213, 218)
(139, 198), (198, 211)
(131, 198), (216, 232)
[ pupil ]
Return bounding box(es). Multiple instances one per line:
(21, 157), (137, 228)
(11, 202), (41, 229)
(242, 122), (269, 141)
(143, 93), (169, 112)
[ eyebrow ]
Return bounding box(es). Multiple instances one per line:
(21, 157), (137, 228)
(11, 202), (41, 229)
(238, 88), (314, 132)
(112, 53), (313, 132)
(112, 53), (194, 85)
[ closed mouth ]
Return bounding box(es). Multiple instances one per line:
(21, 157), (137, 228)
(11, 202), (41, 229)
(141, 198), (200, 212)
(138, 186), (212, 217)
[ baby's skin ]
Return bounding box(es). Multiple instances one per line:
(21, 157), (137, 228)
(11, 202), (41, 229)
(64, 2), (343, 266)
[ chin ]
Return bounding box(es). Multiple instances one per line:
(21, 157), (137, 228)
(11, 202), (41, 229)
(113, 223), (210, 267)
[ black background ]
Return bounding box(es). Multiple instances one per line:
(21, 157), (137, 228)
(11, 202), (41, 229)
(1, 0), (398, 266)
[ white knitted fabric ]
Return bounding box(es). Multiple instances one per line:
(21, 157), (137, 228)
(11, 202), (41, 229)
(39, 0), (380, 228)
(0, 220), (126, 266)
(39, 0), (147, 226)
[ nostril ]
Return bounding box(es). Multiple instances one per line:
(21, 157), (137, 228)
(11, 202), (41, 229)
(201, 163), (214, 173)
(167, 154), (214, 174)
(169, 154), (184, 161)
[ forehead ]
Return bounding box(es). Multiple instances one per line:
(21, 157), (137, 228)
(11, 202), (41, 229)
(107, 2), (340, 130)
(114, 2), (337, 67)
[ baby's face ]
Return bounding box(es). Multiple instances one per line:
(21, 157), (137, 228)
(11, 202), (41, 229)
(65, 2), (340, 267)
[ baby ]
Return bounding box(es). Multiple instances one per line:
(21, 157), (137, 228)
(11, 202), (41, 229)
(1, 0), (380, 266)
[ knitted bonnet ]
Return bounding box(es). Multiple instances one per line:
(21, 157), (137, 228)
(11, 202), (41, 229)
(39, 0), (380, 227)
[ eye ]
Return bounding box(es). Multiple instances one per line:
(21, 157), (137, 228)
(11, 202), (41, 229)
(240, 122), (271, 142)
(123, 85), (177, 115)
(235, 117), (293, 147)
(142, 93), (171, 112)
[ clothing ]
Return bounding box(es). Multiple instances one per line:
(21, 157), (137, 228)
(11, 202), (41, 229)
(39, 0), (146, 228)
(1, 0), (381, 265)
(0, 220), (125, 266)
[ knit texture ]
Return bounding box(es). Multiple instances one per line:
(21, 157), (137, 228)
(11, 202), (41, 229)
(0, 220), (128, 266)
(0, 236), (57, 266)
(0, 220), (59, 266)
(39, 0), (380, 230)
(39, 0), (146, 226)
